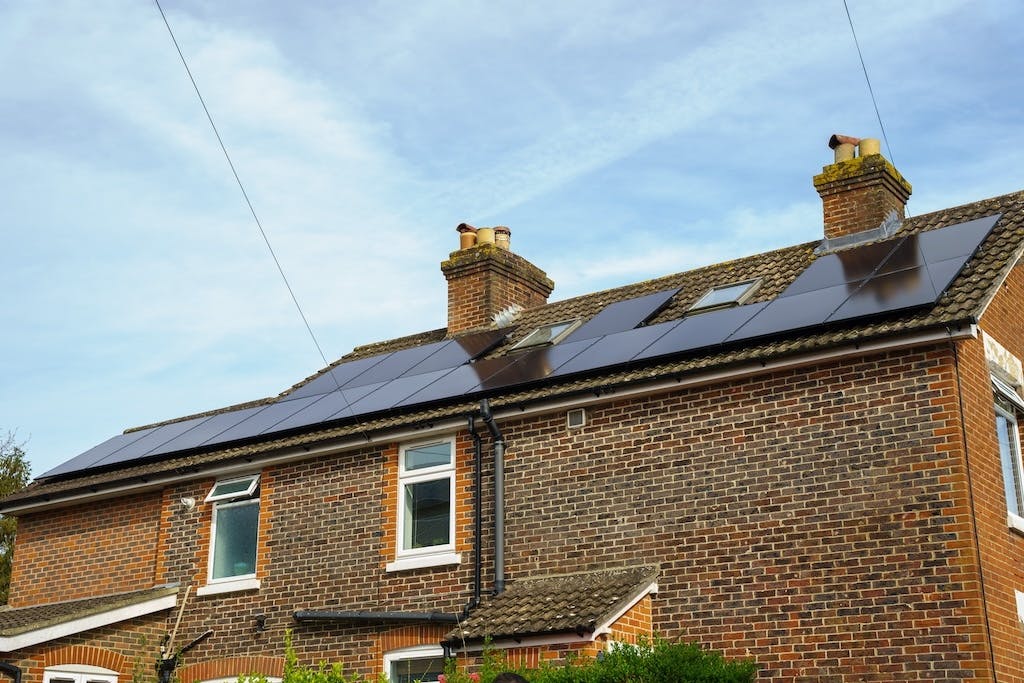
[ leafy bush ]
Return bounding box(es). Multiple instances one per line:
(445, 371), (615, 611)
(527, 640), (756, 683)
(239, 633), (754, 683)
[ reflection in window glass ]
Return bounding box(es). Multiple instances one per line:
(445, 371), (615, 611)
(403, 479), (451, 549)
(404, 442), (452, 471)
(390, 657), (444, 683)
(212, 499), (259, 579)
(996, 398), (1024, 517)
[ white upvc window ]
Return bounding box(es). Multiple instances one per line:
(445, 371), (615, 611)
(198, 474), (261, 595)
(387, 438), (460, 572)
(994, 378), (1024, 534)
(44, 666), (118, 683)
(384, 645), (445, 683)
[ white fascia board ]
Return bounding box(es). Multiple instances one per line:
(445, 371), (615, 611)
(591, 581), (659, 638)
(0, 592), (177, 652)
(9, 325), (976, 515)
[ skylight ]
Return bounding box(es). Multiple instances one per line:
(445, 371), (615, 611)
(689, 278), (761, 313)
(512, 320), (580, 350)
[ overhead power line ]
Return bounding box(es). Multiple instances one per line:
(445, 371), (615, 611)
(842, 0), (895, 167)
(152, 0), (339, 384)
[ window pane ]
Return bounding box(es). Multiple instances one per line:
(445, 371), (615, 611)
(692, 281), (756, 310)
(405, 442), (451, 470)
(996, 409), (1024, 517)
(390, 657), (444, 683)
(212, 501), (259, 579)
(403, 479), (450, 549)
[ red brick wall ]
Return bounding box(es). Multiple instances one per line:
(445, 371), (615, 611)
(9, 491), (162, 607)
(958, 261), (1024, 683)
(441, 245), (553, 333)
(10, 336), (1023, 680)
(813, 155), (911, 239)
(499, 347), (991, 680)
(6, 612), (170, 683)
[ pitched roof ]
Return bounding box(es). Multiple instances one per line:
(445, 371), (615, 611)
(4, 190), (1022, 510)
(0, 585), (179, 651)
(443, 566), (658, 645)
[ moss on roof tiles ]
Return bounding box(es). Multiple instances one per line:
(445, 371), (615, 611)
(0, 585), (178, 636)
(6, 191), (1022, 506)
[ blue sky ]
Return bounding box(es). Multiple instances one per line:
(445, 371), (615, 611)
(2, 0), (1022, 478)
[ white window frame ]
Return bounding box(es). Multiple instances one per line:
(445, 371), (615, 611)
(993, 378), (1024, 534)
(511, 319), (581, 350)
(198, 474), (262, 596)
(387, 438), (460, 572)
(689, 278), (761, 313)
(44, 666), (118, 683)
(383, 644), (446, 683)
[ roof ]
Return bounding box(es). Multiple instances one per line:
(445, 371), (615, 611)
(443, 566), (658, 645)
(4, 189), (1023, 511)
(0, 585), (179, 651)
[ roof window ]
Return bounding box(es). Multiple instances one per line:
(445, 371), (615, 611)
(511, 319), (580, 350)
(689, 278), (761, 313)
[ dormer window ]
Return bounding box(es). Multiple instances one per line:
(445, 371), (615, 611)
(689, 278), (761, 313)
(511, 319), (580, 350)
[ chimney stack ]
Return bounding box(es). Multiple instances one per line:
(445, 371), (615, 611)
(813, 134), (912, 240)
(441, 224), (554, 334)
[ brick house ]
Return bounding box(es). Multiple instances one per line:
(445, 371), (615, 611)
(1, 135), (1024, 682)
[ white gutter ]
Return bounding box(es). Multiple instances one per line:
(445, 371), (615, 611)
(0, 591), (177, 652)
(5, 324), (976, 515)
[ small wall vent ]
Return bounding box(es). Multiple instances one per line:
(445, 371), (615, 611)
(567, 408), (586, 429)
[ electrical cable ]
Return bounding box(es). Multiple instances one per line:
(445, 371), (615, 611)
(153, 0), (340, 388)
(843, 0), (909, 216)
(843, 0), (895, 166)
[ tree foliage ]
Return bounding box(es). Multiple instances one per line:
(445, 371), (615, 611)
(0, 432), (31, 604)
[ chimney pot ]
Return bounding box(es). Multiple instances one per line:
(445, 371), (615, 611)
(476, 227), (495, 245)
(494, 226), (511, 250)
(858, 138), (881, 156)
(814, 134), (911, 240)
(456, 223), (478, 250)
(441, 225), (553, 334)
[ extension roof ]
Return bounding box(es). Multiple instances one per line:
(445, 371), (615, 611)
(443, 566), (659, 645)
(0, 585), (179, 651)
(3, 190), (1022, 512)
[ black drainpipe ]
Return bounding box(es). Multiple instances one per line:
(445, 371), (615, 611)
(0, 662), (22, 683)
(479, 399), (506, 594)
(466, 413), (483, 612)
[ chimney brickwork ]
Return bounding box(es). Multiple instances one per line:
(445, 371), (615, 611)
(441, 241), (554, 334)
(814, 145), (912, 240)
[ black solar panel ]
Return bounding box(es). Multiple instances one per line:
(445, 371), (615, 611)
(564, 288), (679, 343)
(635, 303), (767, 360)
(40, 430), (154, 478)
(268, 382), (384, 432)
(142, 405), (267, 457)
(730, 284), (851, 341)
(45, 214), (1002, 480)
(471, 339), (599, 393)
(552, 321), (677, 377)
(286, 353), (392, 400)
(94, 415), (212, 467)
(782, 238), (901, 297)
(917, 214), (999, 263)
(395, 365), (485, 408)
(338, 369), (455, 417)
(211, 394), (325, 443)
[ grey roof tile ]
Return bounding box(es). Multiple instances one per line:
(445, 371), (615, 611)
(444, 566), (658, 644)
(0, 586), (179, 636)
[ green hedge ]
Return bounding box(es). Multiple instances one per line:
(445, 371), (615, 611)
(242, 633), (756, 683)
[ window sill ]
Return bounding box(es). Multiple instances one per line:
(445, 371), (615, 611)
(1008, 513), (1024, 536)
(196, 577), (261, 596)
(386, 552), (461, 573)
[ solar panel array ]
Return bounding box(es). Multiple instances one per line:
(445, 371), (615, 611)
(43, 215), (1000, 479)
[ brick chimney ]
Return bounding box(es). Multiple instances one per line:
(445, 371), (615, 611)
(813, 134), (912, 240)
(441, 224), (554, 334)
